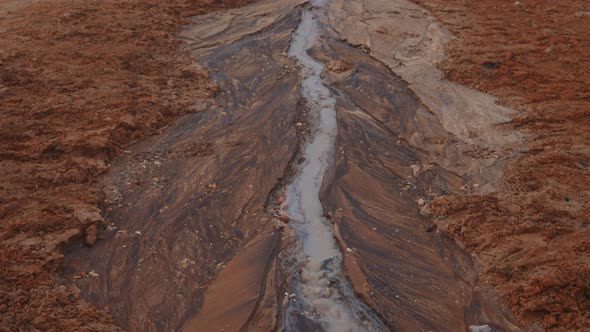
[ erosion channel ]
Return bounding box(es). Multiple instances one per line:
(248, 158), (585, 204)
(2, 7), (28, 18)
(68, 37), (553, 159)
(63, 0), (524, 331)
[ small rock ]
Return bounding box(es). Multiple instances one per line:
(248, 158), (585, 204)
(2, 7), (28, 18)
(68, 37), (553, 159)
(32, 316), (46, 325)
(469, 325), (492, 332)
(506, 204), (521, 214)
(84, 224), (98, 246)
(410, 164), (421, 176)
(326, 58), (355, 73)
(273, 220), (285, 229)
(295, 122), (304, 127)
(278, 215), (290, 223)
(88, 271), (99, 278)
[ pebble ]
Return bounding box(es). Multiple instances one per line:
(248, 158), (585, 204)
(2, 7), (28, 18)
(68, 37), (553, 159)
(469, 325), (492, 332)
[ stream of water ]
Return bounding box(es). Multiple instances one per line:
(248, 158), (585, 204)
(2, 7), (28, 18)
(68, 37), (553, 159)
(281, 1), (387, 331)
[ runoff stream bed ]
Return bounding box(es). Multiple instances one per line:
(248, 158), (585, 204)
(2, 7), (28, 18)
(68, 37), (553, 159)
(63, 0), (523, 330)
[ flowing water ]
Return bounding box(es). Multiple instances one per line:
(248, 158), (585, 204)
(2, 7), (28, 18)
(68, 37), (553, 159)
(281, 1), (387, 331)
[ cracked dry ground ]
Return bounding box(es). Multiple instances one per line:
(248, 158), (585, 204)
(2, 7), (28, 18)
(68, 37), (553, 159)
(1, 0), (589, 332)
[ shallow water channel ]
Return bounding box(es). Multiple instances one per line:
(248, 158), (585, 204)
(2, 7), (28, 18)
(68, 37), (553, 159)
(281, 1), (387, 331)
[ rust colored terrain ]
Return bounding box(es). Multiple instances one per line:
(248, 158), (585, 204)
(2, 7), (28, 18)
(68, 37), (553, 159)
(0, 0), (250, 330)
(414, 0), (590, 330)
(2, 0), (589, 330)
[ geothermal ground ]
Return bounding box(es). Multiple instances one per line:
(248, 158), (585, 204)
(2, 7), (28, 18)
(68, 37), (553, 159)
(1, 0), (589, 331)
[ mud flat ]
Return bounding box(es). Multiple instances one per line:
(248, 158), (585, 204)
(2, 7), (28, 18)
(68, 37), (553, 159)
(61, 0), (526, 330)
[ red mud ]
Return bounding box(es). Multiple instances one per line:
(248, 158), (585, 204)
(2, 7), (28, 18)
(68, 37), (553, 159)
(414, 0), (590, 330)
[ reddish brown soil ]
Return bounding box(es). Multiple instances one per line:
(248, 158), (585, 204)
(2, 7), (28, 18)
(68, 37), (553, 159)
(0, 0), (251, 330)
(414, 0), (590, 330)
(3, 0), (589, 330)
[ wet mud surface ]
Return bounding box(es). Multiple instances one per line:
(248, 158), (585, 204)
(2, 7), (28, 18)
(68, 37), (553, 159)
(61, 0), (527, 330)
(318, 39), (518, 331)
(63, 4), (304, 330)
